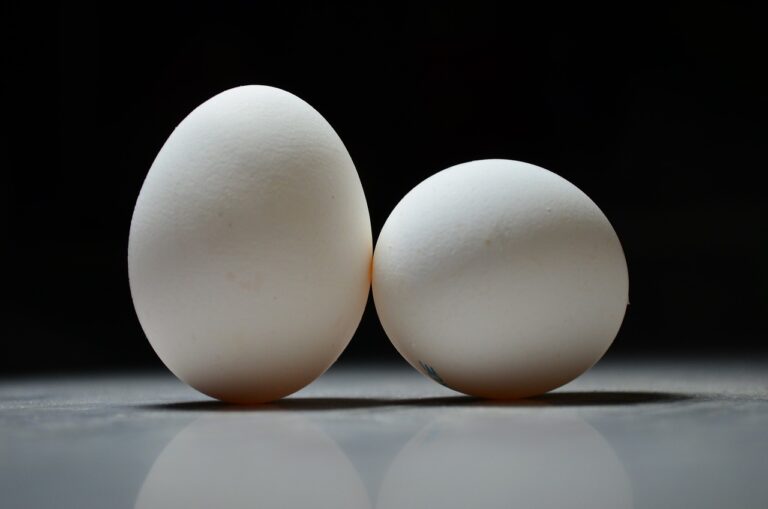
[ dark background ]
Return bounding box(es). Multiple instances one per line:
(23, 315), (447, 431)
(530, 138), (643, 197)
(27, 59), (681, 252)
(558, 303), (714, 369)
(5, 2), (766, 374)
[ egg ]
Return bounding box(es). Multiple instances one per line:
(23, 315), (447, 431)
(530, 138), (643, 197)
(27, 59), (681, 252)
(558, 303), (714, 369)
(128, 86), (372, 403)
(372, 159), (628, 399)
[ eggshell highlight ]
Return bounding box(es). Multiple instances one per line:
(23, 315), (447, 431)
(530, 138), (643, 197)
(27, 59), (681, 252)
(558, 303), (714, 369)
(129, 86), (372, 403)
(372, 159), (628, 398)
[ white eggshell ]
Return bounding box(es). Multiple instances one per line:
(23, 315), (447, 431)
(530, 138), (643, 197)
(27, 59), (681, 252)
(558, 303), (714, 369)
(129, 86), (372, 403)
(372, 159), (628, 398)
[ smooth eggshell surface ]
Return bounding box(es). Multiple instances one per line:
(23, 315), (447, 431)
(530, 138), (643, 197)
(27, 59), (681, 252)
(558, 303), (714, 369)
(129, 86), (372, 403)
(372, 159), (628, 398)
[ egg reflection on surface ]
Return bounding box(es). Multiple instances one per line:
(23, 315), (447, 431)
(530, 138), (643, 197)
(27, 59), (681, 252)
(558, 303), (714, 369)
(134, 415), (370, 509)
(376, 411), (632, 509)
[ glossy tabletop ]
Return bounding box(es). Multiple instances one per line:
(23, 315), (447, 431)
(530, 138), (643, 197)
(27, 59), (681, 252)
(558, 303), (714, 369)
(2, 358), (767, 509)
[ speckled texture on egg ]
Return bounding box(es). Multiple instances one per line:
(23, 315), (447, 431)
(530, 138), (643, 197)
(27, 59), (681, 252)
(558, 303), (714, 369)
(129, 86), (372, 403)
(372, 159), (628, 399)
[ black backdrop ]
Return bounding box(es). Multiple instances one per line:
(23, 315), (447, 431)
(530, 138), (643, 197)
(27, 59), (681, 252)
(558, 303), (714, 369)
(5, 2), (766, 373)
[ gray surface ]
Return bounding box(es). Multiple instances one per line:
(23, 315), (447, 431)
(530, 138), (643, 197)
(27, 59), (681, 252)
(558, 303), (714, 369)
(1, 359), (767, 509)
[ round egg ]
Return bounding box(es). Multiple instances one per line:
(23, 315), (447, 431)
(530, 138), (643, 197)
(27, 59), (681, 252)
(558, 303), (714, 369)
(372, 159), (628, 399)
(129, 85), (372, 403)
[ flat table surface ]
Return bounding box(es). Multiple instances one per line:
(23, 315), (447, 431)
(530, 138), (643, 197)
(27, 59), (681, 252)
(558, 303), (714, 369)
(2, 359), (767, 509)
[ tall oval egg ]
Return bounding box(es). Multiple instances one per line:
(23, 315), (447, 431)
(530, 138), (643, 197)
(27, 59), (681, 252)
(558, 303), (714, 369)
(128, 86), (372, 403)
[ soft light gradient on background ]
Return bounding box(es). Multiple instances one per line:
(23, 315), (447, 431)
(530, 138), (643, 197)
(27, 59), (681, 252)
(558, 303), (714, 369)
(5, 2), (766, 373)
